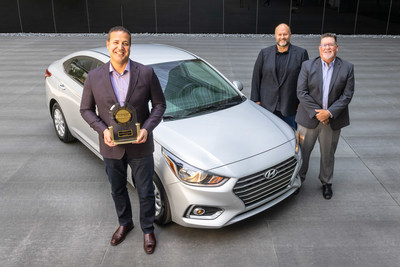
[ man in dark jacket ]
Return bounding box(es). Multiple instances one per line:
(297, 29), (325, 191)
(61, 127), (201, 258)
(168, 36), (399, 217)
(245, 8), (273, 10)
(80, 26), (166, 253)
(251, 23), (309, 129)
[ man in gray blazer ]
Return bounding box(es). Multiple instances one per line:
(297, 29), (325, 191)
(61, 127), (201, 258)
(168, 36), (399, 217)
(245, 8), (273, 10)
(251, 23), (309, 129)
(80, 26), (166, 253)
(296, 33), (355, 199)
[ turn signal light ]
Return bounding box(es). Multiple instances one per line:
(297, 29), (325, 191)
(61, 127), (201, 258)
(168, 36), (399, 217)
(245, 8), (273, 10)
(45, 69), (52, 79)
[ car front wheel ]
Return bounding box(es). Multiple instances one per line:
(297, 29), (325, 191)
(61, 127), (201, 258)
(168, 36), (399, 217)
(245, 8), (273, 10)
(153, 174), (171, 225)
(52, 103), (75, 143)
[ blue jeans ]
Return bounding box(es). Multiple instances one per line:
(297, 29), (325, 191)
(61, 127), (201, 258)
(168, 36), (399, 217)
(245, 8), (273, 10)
(274, 110), (297, 130)
(103, 154), (155, 234)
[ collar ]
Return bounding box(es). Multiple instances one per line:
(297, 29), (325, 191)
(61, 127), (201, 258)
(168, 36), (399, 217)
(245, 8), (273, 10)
(109, 60), (131, 75)
(276, 44), (290, 54)
(321, 58), (336, 68)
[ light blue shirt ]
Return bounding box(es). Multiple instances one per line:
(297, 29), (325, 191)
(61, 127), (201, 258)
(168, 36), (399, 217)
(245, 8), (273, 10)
(321, 58), (335, 114)
(109, 61), (130, 106)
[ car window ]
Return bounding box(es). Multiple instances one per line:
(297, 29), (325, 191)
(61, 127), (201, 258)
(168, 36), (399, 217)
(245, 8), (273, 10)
(64, 56), (103, 85)
(152, 59), (243, 120)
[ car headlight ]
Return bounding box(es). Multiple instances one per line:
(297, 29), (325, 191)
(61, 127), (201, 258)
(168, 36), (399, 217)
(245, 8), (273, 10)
(295, 130), (301, 154)
(162, 149), (229, 186)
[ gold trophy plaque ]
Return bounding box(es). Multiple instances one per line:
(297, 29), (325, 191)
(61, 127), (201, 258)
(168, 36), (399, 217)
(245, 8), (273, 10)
(108, 103), (140, 145)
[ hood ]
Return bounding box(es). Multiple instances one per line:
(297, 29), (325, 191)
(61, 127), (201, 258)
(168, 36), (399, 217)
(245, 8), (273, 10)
(154, 100), (295, 171)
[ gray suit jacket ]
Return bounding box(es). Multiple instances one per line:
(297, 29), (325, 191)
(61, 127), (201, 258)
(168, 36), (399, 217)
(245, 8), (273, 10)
(80, 60), (166, 159)
(295, 57), (354, 131)
(251, 44), (309, 116)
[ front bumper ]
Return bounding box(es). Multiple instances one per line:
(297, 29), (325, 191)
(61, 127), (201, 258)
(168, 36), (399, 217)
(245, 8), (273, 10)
(162, 154), (302, 229)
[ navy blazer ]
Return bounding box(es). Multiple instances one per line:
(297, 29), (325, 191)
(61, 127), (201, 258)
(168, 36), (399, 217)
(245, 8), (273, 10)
(295, 57), (355, 131)
(251, 44), (309, 116)
(80, 60), (166, 159)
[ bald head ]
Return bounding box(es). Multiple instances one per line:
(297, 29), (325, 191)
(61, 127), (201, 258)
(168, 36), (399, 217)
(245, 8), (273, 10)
(275, 23), (291, 35)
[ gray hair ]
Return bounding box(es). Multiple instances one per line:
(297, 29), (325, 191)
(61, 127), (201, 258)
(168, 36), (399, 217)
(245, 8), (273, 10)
(321, 33), (337, 44)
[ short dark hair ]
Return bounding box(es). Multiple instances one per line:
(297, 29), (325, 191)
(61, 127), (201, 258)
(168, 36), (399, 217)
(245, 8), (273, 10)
(321, 33), (337, 44)
(107, 26), (131, 43)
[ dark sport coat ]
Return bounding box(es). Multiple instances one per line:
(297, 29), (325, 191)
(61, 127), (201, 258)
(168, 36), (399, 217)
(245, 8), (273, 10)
(295, 56), (355, 131)
(80, 60), (166, 159)
(251, 44), (309, 116)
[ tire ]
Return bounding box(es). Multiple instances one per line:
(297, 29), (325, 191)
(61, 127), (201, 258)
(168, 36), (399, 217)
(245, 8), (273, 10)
(153, 174), (171, 225)
(52, 103), (75, 143)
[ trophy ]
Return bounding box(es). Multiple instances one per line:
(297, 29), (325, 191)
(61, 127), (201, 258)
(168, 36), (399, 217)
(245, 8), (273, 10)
(108, 103), (140, 145)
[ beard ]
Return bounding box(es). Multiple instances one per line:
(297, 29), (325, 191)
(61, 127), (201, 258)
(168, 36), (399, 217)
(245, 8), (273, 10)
(277, 40), (289, 47)
(322, 51), (334, 61)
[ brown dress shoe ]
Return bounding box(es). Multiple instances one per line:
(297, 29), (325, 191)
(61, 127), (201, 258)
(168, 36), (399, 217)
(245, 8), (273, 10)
(110, 222), (134, 246)
(143, 232), (156, 254)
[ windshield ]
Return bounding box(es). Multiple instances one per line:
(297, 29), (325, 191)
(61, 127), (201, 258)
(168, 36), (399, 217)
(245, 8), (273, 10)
(152, 59), (244, 120)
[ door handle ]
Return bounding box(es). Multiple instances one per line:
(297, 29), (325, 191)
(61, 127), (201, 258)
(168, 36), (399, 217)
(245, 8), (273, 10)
(58, 83), (66, 90)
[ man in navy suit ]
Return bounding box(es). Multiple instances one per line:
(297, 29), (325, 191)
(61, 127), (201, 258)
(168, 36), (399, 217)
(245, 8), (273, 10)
(296, 33), (355, 199)
(80, 26), (166, 253)
(251, 23), (309, 129)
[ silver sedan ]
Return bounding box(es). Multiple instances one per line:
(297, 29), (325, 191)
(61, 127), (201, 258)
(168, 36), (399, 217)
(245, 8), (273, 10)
(45, 44), (302, 228)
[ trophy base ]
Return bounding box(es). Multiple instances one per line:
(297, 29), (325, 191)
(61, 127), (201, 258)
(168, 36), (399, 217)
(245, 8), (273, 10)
(108, 123), (140, 145)
(112, 138), (139, 145)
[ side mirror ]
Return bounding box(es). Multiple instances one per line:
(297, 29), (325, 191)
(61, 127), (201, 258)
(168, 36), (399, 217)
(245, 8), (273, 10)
(232, 80), (243, 91)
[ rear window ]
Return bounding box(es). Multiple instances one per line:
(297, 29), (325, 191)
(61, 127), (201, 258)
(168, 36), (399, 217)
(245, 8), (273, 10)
(63, 56), (103, 85)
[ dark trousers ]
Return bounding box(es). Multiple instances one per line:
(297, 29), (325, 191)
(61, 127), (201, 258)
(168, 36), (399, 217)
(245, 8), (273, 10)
(274, 110), (297, 130)
(103, 154), (155, 234)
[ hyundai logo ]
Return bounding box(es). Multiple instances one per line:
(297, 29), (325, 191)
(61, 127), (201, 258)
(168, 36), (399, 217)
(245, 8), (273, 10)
(264, 169), (278, 179)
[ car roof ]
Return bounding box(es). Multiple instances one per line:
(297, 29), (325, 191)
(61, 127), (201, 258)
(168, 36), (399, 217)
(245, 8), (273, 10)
(90, 44), (197, 65)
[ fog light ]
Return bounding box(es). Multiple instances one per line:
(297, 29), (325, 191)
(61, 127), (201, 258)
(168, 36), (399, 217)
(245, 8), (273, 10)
(193, 207), (206, 216)
(185, 205), (224, 220)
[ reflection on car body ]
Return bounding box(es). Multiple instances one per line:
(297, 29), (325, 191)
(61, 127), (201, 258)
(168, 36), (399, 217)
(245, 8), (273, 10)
(45, 44), (302, 228)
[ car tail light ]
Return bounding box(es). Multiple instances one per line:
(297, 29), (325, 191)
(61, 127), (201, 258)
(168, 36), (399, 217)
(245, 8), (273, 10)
(45, 69), (52, 79)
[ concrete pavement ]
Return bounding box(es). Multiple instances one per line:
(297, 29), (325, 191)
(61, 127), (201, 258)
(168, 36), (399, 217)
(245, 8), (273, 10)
(1, 33), (400, 267)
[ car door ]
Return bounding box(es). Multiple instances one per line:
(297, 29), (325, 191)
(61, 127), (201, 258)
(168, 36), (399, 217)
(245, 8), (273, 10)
(61, 56), (104, 153)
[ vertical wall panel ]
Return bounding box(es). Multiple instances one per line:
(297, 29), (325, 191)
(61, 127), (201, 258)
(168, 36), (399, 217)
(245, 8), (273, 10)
(191, 0), (223, 33)
(54, 0), (88, 33)
(19, 0), (54, 32)
(356, 0), (391, 34)
(257, 0), (291, 34)
(87, 0), (122, 33)
(156, 0), (189, 33)
(0, 0), (21, 32)
(323, 0), (358, 34)
(290, 0), (324, 34)
(387, 0), (400, 34)
(224, 0), (257, 34)
(123, 0), (156, 33)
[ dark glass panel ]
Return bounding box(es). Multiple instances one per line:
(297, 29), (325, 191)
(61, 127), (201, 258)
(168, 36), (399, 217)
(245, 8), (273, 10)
(257, 0), (291, 34)
(122, 0), (156, 33)
(290, 0), (324, 34)
(356, 0), (391, 34)
(323, 0), (357, 34)
(191, 0), (223, 33)
(54, 0), (88, 33)
(387, 0), (400, 34)
(87, 0), (122, 33)
(224, 0), (258, 34)
(156, 0), (189, 33)
(0, 0), (21, 32)
(19, 0), (54, 33)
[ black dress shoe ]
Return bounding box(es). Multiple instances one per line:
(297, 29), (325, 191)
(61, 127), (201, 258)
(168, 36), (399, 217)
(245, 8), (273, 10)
(144, 232), (156, 254)
(322, 184), (333, 200)
(110, 222), (134, 246)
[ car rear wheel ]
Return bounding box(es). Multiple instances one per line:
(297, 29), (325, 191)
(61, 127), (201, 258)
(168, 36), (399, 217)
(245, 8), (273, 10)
(52, 103), (75, 143)
(153, 174), (171, 225)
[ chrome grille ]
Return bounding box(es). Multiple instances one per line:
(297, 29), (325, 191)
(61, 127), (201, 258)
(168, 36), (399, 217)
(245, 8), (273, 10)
(233, 157), (297, 207)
